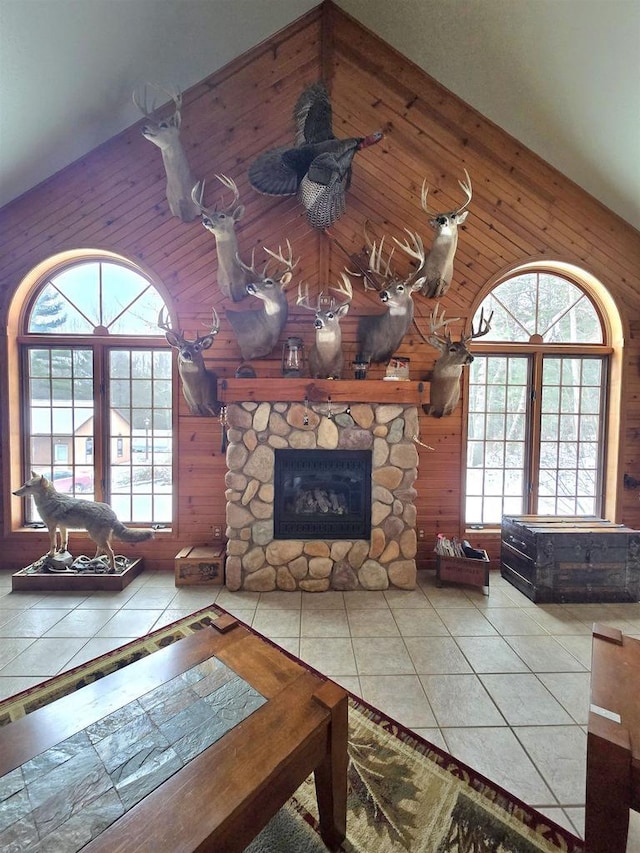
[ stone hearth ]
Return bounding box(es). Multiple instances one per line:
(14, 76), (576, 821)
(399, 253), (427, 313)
(224, 400), (419, 592)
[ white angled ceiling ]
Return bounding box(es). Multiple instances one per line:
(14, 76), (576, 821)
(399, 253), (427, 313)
(1, 0), (638, 231)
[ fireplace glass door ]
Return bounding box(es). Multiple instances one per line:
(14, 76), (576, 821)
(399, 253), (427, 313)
(273, 449), (372, 540)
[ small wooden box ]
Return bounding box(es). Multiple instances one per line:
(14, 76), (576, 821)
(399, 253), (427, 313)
(175, 545), (225, 586)
(436, 552), (490, 595)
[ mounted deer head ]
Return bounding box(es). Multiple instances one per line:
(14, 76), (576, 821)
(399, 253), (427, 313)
(191, 175), (249, 303)
(297, 274), (352, 378)
(226, 241), (298, 360)
(158, 308), (220, 416)
(417, 169), (472, 298)
(133, 84), (199, 222)
(355, 228), (426, 364)
(417, 303), (493, 417)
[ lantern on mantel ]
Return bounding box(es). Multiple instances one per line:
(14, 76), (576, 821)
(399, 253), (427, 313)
(282, 336), (305, 377)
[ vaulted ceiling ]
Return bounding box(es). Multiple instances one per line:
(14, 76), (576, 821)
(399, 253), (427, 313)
(1, 0), (638, 231)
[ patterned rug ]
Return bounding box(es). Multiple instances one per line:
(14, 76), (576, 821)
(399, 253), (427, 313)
(0, 604), (584, 852)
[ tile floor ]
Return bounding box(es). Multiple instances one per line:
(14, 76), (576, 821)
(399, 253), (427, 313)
(1, 567), (639, 844)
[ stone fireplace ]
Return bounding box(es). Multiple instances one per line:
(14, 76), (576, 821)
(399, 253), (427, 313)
(223, 389), (421, 592)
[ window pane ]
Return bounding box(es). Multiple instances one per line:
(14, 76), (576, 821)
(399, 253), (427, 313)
(108, 349), (172, 524)
(474, 272), (602, 343)
(465, 355), (528, 524)
(24, 347), (95, 519)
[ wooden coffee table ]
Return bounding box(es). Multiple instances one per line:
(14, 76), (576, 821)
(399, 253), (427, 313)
(0, 615), (348, 852)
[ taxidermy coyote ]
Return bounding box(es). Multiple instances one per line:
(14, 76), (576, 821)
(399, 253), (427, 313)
(13, 473), (153, 571)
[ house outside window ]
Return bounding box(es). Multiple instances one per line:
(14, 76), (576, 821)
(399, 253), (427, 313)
(465, 269), (612, 526)
(19, 257), (172, 525)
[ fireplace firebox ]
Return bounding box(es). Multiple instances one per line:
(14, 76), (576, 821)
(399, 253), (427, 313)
(273, 449), (372, 540)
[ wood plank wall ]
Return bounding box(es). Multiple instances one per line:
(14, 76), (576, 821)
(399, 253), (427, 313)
(1, 2), (639, 573)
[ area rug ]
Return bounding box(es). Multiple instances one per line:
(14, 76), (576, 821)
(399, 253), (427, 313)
(0, 604), (584, 852)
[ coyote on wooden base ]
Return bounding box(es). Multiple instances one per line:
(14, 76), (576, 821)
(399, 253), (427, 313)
(13, 473), (153, 571)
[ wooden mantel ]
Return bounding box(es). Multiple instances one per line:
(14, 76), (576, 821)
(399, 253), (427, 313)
(219, 379), (426, 405)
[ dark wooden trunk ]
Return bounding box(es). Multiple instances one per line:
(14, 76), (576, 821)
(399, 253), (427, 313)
(500, 515), (640, 603)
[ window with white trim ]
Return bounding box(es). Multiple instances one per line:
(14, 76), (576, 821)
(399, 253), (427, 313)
(20, 257), (172, 525)
(465, 270), (609, 525)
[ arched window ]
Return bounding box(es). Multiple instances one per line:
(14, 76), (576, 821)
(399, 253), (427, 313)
(465, 268), (614, 525)
(18, 255), (172, 526)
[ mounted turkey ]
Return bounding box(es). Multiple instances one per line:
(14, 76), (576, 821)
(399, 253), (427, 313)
(248, 82), (383, 230)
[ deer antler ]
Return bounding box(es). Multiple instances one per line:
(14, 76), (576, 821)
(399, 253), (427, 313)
(296, 282), (318, 312)
(158, 307), (179, 336)
(421, 168), (473, 217)
(133, 83), (182, 120)
(191, 174), (241, 216)
(206, 307), (221, 337)
(462, 306), (493, 343)
(263, 239), (299, 281)
(330, 273), (353, 309)
(412, 303), (461, 349)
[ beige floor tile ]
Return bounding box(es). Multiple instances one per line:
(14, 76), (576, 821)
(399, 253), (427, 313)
(257, 591), (302, 610)
(94, 609), (164, 638)
(393, 609), (450, 637)
(330, 675), (361, 696)
(76, 589), (140, 608)
(521, 606), (592, 635)
(0, 637), (36, 670)
(535, 806), (579, 835)
(454, 636), (529, 673)
(43, 609), (117, 637)
(270, 637), (300, 658)
(299, 637), (357, 677)
(121, 587), (178, 609)
(410, 728), (448, 752)
(436, 607), (498, 636)
(0, 675), (44, 701)
(424, 588), (477, 609)
(352, 637), (415, 675)
(216, 589), (261, 610)
(484, 607), (549, 635)
(505, 635), (588, 672)
(537, 672), (591, 725)
(343, 590), (388, 610)
(405, 636), (472, 674)
(359, 675), (437, 728)
(480, 673), (574, 725)
(30, 592), (92, 609)
(301, 609), (350, 637)
(62, 636), (135, 670)
(300, 591), (345, 610)
(167, 589), (220, 610)
(0, 637), (88, 677)
(251, 608), (301, 638)
(150, 608), (207, 631)
(0, 608), (67, 637)
(0, 591), (46, 608)
(554, 635), (594, 669)
(347, 608), (400, 637)
(443, 727), (554, 807)
(471, 589), (522, 609)
(421, 674), (505, 727)
(514, 725), (587, 806)
(383, 589), (431, 609)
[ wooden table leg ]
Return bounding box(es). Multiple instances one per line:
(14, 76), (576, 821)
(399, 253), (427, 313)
(313, 680), (348, 850)
(585, 711), (632, 852)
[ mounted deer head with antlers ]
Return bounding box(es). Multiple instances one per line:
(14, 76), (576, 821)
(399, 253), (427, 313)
(417, 169), (472, 298)
(226, 241), (298, 360)
(158, 308), (220, 416)
(133, 84), (199, 222)
(355, 228), (426, 364)
(297, 274), (352, 378)
(417, 303), (493, 417)
(191, 175), (249, 303)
